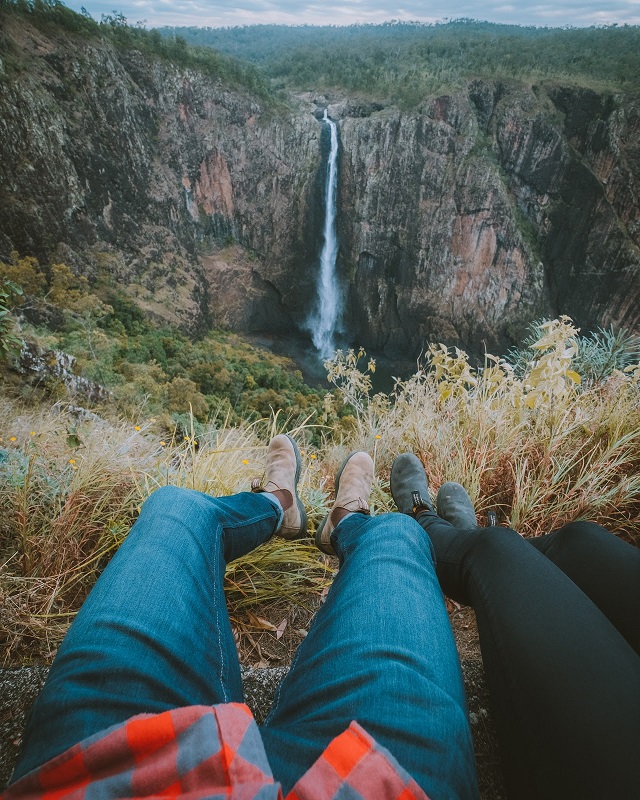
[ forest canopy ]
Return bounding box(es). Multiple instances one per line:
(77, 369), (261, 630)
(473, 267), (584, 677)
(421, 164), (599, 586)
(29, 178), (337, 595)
(2, 0), (639, 102)
(156, 20), (640, 100)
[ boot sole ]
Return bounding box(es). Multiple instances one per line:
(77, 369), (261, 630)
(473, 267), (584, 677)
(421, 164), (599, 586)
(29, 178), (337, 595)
(314, 451), (360, 555)
(281, 434), (308, 539)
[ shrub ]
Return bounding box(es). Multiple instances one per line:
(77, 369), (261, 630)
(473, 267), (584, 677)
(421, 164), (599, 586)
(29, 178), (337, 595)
(0, 279), (24, 360)
(167, 377), (209, 419)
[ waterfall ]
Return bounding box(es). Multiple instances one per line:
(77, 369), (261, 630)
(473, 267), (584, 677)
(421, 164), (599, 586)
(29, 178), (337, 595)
(310, 109), (341, 360)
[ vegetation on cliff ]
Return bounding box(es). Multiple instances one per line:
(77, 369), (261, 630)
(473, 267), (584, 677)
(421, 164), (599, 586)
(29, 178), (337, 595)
(0, 254), (331, 430)
(161, 20), (640, 102)
(3, 1), (639, 106)
(0, 0), (271, 98)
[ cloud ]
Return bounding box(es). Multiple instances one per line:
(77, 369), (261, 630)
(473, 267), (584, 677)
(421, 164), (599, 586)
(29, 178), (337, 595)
(65, 0), (640, 28)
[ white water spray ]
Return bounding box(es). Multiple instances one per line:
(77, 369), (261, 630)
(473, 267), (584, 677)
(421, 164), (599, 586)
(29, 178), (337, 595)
(310, 109), (341, 359)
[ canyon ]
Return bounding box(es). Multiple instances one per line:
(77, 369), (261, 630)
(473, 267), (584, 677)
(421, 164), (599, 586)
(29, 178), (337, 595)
(1, 12), (639, 358)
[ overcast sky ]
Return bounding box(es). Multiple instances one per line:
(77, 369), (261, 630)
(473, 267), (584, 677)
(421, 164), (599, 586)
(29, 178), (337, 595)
(65, 0), (640, 29)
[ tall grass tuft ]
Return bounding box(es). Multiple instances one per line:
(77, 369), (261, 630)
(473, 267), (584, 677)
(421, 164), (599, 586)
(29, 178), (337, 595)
(0, 406), (331, 664)
(323, 317), (640, 539)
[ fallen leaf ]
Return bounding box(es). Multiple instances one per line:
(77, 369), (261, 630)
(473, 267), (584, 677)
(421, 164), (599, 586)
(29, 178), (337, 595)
(276, 619), (287, 640)
(246, 611), (277, 632)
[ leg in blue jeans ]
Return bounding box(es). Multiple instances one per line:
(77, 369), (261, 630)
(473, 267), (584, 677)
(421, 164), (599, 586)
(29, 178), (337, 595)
(13, 487), (477, 800)
(261, 512), (479, 800)
(12, 485), (282, 780)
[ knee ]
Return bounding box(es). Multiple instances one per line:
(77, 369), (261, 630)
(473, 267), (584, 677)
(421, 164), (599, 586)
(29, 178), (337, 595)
(550, 520), (611, 553)
(358, 513), (436, 566)
(141, 485), (220, 525)
(144, 484), (194, 511)
(465, 525), (527, 562)
(133, 485), (224, 553)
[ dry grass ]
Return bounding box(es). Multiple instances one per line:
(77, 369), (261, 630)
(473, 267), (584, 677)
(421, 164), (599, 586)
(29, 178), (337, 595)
(0, 408), (332, 665)
(324, 318), (640, 540)
(1, 317), (639, 665)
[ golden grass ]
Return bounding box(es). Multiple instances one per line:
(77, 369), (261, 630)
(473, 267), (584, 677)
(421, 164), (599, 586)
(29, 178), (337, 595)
(1, 318), (639, 664)
(324, 319), (640, 539)
(0, 405), (333, 664)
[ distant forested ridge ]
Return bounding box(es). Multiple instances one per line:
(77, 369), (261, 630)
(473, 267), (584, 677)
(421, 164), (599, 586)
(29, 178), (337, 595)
(157, 21), (640, 103)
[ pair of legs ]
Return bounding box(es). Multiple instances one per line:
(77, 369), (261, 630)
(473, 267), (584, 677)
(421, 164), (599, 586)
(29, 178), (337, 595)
(12, 484), (478, 799)
(415, 509), (640, 800)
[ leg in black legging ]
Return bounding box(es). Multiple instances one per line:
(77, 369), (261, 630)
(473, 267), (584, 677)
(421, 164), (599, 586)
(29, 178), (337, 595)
(416, 510), (640, 800)
(529, 520), (640, 655)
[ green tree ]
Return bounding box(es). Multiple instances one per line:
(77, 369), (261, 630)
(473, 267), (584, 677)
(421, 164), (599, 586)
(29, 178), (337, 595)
(167, 377), (209, 419)
(0, 279), (24, 360)
(0, 253), (47, 299)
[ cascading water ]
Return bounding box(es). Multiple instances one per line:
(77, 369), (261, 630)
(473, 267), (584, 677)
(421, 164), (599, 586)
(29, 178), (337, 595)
(309, 109), (341, 360)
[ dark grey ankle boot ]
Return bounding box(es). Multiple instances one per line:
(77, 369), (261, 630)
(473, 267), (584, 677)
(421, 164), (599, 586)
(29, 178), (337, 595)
(390, 453), (434, 515)
(436, 482), (477, 529)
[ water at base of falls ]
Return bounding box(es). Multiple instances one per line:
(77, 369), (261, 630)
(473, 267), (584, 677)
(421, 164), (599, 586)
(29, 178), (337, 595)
(309, 109), (341, 361)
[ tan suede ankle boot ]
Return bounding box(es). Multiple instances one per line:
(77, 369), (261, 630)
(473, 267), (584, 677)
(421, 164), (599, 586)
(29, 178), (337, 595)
(315, 451), (373, 556)
(251, 434), (307, 539)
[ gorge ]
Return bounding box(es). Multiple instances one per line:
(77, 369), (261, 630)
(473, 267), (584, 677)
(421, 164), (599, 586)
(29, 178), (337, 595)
(1, 9), (640, 362)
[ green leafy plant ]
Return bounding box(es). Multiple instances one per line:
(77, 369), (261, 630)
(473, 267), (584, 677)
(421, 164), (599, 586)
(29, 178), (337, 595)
(0, 279), (24, 360)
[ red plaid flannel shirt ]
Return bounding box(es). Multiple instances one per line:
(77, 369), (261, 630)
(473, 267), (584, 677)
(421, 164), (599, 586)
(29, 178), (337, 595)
(3, 703), (429, 800)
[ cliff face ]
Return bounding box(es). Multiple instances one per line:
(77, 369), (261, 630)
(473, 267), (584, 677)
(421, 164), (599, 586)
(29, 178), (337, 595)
(0, 14), (322, 335)
(335, 83), (640, 355)
(1, 13), (639, 356)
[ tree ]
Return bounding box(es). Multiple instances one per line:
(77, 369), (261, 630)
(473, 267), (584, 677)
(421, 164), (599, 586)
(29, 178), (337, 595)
(0, 279), (24, 361)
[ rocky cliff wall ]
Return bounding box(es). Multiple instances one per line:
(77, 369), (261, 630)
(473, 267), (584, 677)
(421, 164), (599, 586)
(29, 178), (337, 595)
(333, 83), (640, 356)
(1, 13), (639, 356)
(0, 14), (322, 335)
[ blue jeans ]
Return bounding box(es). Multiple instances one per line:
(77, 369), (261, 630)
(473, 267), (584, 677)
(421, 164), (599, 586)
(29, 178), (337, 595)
(12, 486), (478, 800)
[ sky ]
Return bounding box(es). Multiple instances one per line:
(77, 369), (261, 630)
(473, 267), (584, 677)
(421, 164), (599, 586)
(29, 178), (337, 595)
(64, 0), (640, 29)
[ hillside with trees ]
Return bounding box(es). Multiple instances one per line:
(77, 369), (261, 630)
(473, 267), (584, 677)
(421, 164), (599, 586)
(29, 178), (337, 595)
(157, 20), (640, 103)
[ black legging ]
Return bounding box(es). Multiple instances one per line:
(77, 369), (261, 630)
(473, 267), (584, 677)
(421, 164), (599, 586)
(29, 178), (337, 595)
(416, 513), (640, 800)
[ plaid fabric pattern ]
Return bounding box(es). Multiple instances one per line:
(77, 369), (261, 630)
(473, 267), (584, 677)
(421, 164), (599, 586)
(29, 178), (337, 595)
(3, 705), (429, 800)
(289, 722), (428, 800)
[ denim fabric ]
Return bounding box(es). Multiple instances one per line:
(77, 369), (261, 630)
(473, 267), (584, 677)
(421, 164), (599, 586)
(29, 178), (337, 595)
(12, 486), (281, 779)
(13, 489), (478, 800)
(261, 513), (479, 799)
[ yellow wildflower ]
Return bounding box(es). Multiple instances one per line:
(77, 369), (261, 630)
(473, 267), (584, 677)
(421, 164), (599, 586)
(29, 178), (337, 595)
(10, 437), (17, 442)
(310, 454), (317, 460)
(69, 459), (76, 464)
(30, 431), (36, 436)
(160, 441), (166, 447)
(135, 426), (141, 431)
(375, 434), (381, 439)
(242, 459), (249, 465)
